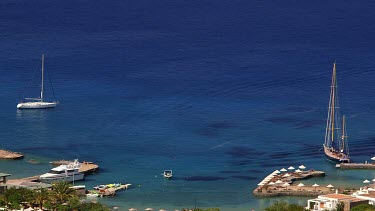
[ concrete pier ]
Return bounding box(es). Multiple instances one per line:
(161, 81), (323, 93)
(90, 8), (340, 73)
(336, 163), (375, 169)
(253, 170), (330, 197)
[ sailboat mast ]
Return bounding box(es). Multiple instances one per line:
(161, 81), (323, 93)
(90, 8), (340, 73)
(331, 63), (336, 145)
(341, 115), (346, 151)
(41, 54), (44, 102)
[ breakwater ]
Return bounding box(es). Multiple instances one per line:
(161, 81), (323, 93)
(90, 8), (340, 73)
(336, 163), (375, 169)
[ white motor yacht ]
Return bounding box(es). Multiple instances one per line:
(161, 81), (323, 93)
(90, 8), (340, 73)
(39, 159), (84, 183)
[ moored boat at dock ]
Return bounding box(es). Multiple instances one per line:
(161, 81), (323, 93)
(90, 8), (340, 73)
(323, 63), (350, 163)
(39, 159), (84, 183)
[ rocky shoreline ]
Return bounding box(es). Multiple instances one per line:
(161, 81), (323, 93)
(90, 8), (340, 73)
(0, 149), (23, 159)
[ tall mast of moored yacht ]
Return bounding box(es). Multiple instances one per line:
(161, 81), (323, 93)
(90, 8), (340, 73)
(341, 115), (348, 153)
(330, 63), (336, 146)
(41, 54), (44, 102)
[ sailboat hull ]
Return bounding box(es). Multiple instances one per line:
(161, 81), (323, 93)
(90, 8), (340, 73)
(324, 146), (350, 163)
(17, 102), (57, 109)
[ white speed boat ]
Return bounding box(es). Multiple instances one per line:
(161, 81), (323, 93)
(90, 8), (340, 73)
(163, 170), (172, 179)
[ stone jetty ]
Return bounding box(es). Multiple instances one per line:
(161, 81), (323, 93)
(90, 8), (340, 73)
(253, 170), (332, 197)
(0, 150), (23, 159)
(336, 163), (375, 169)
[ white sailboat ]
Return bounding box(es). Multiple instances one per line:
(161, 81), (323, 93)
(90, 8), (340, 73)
(17, 54), (58, 109)
(323, 63), (350, 163)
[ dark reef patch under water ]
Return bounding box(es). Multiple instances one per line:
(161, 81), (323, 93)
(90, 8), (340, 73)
(183, 176), (227, 181)
(283, 107), (317, 113)
(266, 116), (325, 129)
(207, 121), (236, 129)
(293, 119), (326, 129)
(226, 146), (258, 158)
(220, 170), (241, 174)
(197, 121), (237, 138)
(266, 117), (296, 124)
(226, 159), (253, 166)
(230, 175), (257, 180)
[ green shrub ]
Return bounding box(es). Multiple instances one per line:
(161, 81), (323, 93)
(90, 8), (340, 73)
(350, 204), (375, 211)
(265, 201), (307, 211)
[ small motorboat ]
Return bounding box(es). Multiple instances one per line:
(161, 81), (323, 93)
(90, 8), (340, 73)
(163, 170), (173, 179)
(93, 185), (106, 190)
(86, 193), (99, 198)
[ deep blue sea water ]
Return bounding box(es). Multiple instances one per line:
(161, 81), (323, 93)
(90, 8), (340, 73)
(1, 0), (375, 210)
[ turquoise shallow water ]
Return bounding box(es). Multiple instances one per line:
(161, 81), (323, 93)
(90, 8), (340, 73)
(1, 0), (375, 210)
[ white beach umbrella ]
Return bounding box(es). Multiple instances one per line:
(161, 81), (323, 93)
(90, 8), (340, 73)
(269, 182), (275, 185)
(364, 179), (370, 183)
(288, 166), (295, 170)
(145, 209), (154, 211)
(280, 168), (287, 172)
(129, 208), (137, 211)
(283, 182), (290, 189)
(371, 157), (375, 161)
(258, 182), (265, 186)
(312, 183), (319, 191)
(275, 180), (283, 184)
(159, 209), (167, 211)
(299, 165), (306, 170)
(298, 183), (305, 190)
(274, 170), (281, 174)
(297, 183), (305, 187)
(264, 177), (271, 181)
(327, 184), (334, 188)
(372, 179), (375, 182)
(295, 169), (302, 173)
(283, 173), (290, 177)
